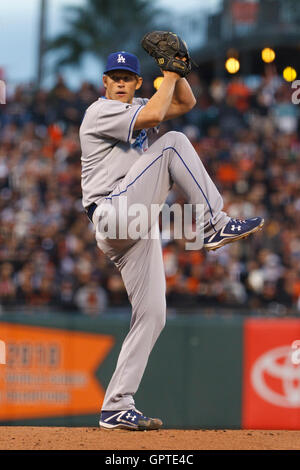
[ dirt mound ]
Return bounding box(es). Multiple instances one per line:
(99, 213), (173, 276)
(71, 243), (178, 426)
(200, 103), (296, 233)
(0, 427), (299, 450)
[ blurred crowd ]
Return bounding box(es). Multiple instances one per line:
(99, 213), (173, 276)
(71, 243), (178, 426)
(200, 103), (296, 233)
(0, 66), (299, 316)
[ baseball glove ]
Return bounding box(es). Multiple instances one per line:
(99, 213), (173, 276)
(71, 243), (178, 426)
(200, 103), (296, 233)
(141, 31), (193, 78)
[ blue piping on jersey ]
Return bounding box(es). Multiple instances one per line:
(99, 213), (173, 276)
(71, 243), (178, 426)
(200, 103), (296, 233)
(127, 105), (144, 143)
(99, 97), (143, 143)
(105, 146), (217, 232)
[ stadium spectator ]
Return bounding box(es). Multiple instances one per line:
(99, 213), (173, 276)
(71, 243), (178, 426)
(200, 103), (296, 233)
(0, 71), (299, 315)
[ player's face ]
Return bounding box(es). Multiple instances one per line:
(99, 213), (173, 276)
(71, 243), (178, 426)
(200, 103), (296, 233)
(103, 71), (143, 103)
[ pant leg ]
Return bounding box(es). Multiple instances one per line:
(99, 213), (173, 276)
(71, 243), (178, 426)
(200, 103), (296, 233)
(104, 131), (229, 242)
(97, 131), (230, 412)
(100, 230), (166, 411)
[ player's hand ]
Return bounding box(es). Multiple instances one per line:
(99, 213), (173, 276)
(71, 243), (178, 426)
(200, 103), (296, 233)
(161, 57), (187, 80)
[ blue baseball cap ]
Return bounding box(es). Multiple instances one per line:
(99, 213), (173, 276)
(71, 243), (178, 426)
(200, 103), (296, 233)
(104, 51), (141, 76)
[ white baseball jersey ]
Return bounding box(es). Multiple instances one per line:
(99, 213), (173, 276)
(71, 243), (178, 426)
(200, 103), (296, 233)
(80, 97), (157, 209)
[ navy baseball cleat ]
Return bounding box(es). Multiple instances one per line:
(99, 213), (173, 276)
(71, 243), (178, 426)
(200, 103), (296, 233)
(204, 217), (264, 251)
(99, 408), (163, 431)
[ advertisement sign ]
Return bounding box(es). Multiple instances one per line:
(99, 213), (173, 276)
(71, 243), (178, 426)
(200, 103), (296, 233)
(0, 323), (114, 420)
(242, 319), (300, 429)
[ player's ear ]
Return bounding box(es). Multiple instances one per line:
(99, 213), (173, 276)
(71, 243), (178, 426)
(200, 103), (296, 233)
(103, 75), (108, 89)
(135, 76), (143, 90)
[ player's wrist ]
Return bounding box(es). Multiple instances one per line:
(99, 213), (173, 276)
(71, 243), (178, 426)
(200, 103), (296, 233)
(162, 71), (181, 81)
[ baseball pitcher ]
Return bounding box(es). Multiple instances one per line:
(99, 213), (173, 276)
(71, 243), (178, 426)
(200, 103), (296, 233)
(79, 32), (264, 430)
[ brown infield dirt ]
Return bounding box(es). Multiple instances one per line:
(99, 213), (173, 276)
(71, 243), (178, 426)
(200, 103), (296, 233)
(0, 427), (299, 450)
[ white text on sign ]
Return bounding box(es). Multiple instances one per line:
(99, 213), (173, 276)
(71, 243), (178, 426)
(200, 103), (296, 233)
(0, 341), (6, 364)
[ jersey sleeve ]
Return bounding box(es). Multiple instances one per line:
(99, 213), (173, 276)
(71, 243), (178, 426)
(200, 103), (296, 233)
(135, 98), (160, 135)
(97, 99), (145, 143)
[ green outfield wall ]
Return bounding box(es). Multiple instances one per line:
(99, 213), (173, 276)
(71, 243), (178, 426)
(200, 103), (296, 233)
(0, 312), (244, 428)
(1, 312), (299, 429)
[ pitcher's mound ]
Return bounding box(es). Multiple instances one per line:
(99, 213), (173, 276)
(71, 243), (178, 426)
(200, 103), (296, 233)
(0, 427), (299, 450)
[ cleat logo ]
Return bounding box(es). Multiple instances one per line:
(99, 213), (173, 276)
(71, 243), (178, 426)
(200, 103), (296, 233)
(126, 412), (136, 421)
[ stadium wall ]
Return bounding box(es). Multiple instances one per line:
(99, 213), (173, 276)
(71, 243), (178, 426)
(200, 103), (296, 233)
(0, 313), (299, 429)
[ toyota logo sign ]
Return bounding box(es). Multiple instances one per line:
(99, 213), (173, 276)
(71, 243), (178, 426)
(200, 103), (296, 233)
(251, 346), (300, 408)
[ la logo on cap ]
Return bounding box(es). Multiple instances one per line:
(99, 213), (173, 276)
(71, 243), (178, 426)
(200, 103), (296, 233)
(104, 51), (141, 76)
(117, 54), (126, 63)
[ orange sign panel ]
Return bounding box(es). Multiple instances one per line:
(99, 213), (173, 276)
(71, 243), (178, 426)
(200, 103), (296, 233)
(0, 323), (114, 420)
(242, 318), (300, 429)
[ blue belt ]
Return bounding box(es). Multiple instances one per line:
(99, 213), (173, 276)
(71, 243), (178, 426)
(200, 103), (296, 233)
(86, 202), (97, 222)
